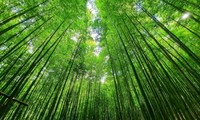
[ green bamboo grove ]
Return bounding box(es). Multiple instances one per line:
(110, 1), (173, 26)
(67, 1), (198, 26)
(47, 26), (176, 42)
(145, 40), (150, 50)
(0, 0), (199, 119)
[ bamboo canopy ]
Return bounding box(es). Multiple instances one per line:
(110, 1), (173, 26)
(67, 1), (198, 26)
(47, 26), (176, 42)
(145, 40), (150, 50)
(0, 0), (200, 119)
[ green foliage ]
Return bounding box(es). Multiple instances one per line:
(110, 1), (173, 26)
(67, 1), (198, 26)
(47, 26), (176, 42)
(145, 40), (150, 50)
(0, 0), (200, 120)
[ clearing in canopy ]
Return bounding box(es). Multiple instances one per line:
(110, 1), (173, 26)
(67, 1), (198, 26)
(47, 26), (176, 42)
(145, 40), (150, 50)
(0, 0), (200, 119)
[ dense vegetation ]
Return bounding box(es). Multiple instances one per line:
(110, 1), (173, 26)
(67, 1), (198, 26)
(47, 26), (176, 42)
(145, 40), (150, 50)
(0, 0), (200, 119)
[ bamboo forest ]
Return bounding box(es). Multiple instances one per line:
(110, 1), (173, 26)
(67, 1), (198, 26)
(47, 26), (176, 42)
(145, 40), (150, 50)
(0, 0), (200, 119)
